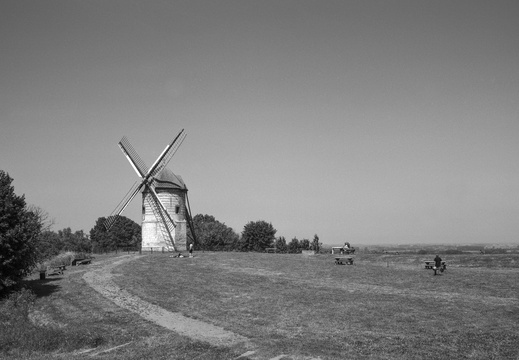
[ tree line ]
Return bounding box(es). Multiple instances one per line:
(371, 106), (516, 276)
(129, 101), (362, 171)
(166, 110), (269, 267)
(187, 214), (322, 254)
(0, 170), (321, 292)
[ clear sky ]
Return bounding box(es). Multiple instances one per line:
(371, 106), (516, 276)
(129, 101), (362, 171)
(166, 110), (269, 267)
(1, 0), (518, 245)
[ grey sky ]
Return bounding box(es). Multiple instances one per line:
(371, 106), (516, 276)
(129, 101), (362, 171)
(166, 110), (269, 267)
(1, 0), (518, 245)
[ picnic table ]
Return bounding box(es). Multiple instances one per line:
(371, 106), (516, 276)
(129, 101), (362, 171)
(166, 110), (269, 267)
(45, 265), (67, 276)
(335, 257), (354, 265)
(424, 261), (446, 270)
(425, 260), (447, 275)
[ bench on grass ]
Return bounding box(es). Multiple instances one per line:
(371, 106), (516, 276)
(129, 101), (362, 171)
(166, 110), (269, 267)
(424, 261), (446, 269)
(332, 247), (355, 255)
(46, 265), (66, 276)
(265, 248), (277, 253)
(335, 257), (354, 265)
(425, 261), (447, 275)
(73, 258), (92, 266)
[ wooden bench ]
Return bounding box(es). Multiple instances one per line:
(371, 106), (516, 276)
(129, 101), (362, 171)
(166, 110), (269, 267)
(265, 248), (277, 253)
(425, 261), (446, 275)
(335, 257), (354, 265)
(424, 261), (446, 269)
(46, 265), (66, 276)
(74, 259), (92, 266)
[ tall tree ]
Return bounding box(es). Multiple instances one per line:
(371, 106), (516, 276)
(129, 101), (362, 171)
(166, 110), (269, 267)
(310, 234), (321, 253)
(90, 216), (141, 251)
(274, 236), (288, 253)
(0, 171), (42, 288)
(240, 220), (276, 252)
(59, 228), (91, 253)
(299, 238), (310, 251)
(287, 237), (300, 253)
(187, 214), (239, 251)
(36, 230), (62, 260)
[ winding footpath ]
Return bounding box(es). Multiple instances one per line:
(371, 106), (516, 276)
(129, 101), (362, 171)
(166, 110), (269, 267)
(82, 255), (251, 348)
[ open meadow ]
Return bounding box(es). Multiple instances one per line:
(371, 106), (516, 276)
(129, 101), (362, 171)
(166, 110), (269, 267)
(2, 251), (519, 359)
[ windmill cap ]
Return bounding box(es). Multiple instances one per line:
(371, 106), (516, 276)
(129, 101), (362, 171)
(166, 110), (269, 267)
(154, 168), (187, 190)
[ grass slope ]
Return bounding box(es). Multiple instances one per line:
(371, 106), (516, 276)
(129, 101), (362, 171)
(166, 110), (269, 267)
(112, 252), (519, 359)
(1, 252), (518, 359)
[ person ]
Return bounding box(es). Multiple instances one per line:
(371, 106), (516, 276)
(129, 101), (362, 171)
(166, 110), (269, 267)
(189, 243), (194, 257)
(434, 254), (442, 274)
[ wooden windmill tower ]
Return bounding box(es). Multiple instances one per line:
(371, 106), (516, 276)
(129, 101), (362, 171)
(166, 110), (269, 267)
(104, 129), (196, 252)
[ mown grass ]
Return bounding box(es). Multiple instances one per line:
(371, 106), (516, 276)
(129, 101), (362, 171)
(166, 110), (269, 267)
(113, 252), (519, 359)
(0, 254), (245, 360)
(1, 252), (518, 359)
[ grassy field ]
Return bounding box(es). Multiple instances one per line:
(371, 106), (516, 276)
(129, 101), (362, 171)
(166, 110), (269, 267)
(2, 252), (519, 359)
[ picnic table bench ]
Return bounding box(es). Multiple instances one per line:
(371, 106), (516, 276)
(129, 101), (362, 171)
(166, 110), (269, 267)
(332, 247), (355, 255)
(73, 258), (92, 266)
(46, 265), (66, 276)
(335, 257), (354, 265)
(424, 261), (446, 269)
(425, 261), (447, 275)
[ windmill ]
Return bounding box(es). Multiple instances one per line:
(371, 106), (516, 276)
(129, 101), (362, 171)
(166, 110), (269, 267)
(104, 129), (197, 252)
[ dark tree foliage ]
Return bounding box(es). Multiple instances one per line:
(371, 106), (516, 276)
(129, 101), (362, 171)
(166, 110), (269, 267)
(90, 216), (141, 252)
(58, 228), (91, 253)
(188, 214), (239, 251)
(287, 237), (300, 253)
(299, 238), (310, 251)
(310, 234), (322, 253)
(0, 171), (42, 288)
(36, 230), (63, 260)
(240, 220), (276, 252)
(274, 236), (288, 253)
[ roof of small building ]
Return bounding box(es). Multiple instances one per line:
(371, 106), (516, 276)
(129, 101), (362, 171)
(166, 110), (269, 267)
(153, 167), (187, 190)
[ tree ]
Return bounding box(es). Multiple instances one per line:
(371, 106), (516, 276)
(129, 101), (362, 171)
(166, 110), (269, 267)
(36, 230), (62, 260)
(240, 221), (276, 252)
(90, 216), (141, 252)
(310, 234), (321, 253)
(274, 236), (288, 253)
(299, 238), (310, 251)
(287, 237), (300, 253)
(187, 214), (239, 251)
(0, 171), (42, 288)
(58, 228), (91, 253)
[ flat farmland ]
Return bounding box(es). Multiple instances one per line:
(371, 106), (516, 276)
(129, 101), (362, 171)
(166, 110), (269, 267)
(111, 252), (519, 359)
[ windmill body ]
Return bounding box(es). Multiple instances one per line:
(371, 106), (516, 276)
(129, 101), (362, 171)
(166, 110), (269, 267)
(142, 168), (187, 251)
(105, 129), (196, 253)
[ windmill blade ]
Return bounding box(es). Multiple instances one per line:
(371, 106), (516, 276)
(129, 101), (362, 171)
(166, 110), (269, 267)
(147, 129), (186, 179)
(104, 181), (143, 230)
(119, 136), (149, 178)
(185, 192), (198, 246)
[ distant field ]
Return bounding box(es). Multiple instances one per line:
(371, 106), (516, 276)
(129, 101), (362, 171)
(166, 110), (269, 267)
(112, 252), (519, 359)
(3, 252), (518, 359)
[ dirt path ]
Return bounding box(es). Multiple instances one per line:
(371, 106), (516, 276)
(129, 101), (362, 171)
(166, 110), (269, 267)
(82, 255), (251, 349)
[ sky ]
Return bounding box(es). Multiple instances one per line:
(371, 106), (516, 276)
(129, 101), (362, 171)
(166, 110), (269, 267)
(1, 0), (518, 245)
